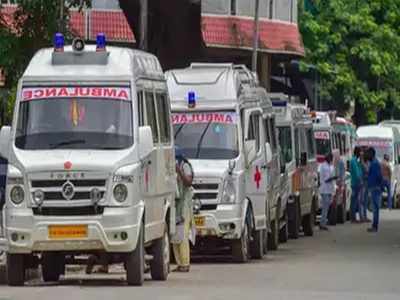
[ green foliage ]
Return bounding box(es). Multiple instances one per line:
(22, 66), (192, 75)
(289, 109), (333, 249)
(0, 0), (91, 124)
(299, 0), (400, 124)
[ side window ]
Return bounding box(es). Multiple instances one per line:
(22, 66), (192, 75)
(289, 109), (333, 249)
(307, 128), (315, 159)
(144, 91), (159, 143)
(137, 91), (144, 126)
(269, 117), (278, 153)
(248, 114), (260, 153)
(294, 128), (300, 160)
(264, 119), (271, 146)
(155, 93), (171, 144)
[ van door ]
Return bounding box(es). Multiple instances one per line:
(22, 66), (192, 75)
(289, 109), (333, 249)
(142, 88), (162, 241)
(244, 110), (267, 230)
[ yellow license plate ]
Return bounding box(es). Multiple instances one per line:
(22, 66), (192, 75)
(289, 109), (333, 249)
(194, 216), (205, 227)
(48, 225), (88, 239)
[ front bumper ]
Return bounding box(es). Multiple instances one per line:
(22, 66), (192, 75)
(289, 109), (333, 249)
(195, 204), (243, 240)
(5, 205), (143, 254)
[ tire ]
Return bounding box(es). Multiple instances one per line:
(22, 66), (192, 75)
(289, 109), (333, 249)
(279, 210), (289, 243)
(337, 202), (346, 224)
(150, 223), (170, 281)
(262, 229), (268, 255)
(42, 253), (64, 282)
(126, 224), (145, 286)
(328, 202), (337, 226)
(267, 219), (279, 251)
(302, 202), (315, 237)
(232, 219), (251, 263)
(7, 254), (25, 286)
(288, 199), (300, 239)
(250, 229), (264, 259)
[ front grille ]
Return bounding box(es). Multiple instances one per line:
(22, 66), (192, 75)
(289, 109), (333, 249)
(33, 206), (104, 216)
(192, 183), (219, 190)
(32, 179), (106, 188)
(42, 191), (105, 201)
(194, 193), (218, 200)
(200, 204), (218, 211)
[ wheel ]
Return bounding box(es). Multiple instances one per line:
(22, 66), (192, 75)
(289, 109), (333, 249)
(302, 202), (314, 237)
(250, 229), (264, 259)
(337, 201), (346, 224)
(267, 219), (279, 250)
(279, 210), (289, 243)
(7, 253), (25, 286)
(232, 218), (251, 263)
(126, 224), (145, 286)
(42, 253), (64, 282)
(328, 202), (337, 226)
(150, 223), (170, 281)
(288, 199), (300, 239)
(262, 229), (268, 255)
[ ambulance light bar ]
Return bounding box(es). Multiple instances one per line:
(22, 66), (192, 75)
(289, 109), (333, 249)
(96, 33), (106, 52)
(54, 33), (65, 52)
(188, 91), (196, 108)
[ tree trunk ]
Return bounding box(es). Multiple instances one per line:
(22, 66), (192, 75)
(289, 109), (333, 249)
(119, 0), (205, 70)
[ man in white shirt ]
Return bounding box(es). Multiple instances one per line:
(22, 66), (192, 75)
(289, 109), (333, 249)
(319, 153), (337, 231)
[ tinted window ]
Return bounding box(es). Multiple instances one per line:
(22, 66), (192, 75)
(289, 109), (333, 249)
(278, 126), (293, 163)
(155, 93), (171, 144)
(145, 91), (159, 143)
(248, 114), (260, 153)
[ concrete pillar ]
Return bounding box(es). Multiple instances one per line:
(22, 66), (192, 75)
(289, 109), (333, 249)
(258, 53), (271, 92)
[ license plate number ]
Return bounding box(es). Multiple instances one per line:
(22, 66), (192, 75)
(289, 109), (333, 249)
(48, 225), (88, 239)
(194, 216), (205, 227)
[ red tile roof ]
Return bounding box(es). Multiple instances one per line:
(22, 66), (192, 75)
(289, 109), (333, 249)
(202, 15), (304, 56)
(1, 8), (303, 56)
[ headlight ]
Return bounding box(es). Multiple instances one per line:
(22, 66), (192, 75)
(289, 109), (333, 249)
(10, 186), (25, 205)
(221, 177), (236, 204)
(113, 184), (128, 202)
(33, 190), (44, 206)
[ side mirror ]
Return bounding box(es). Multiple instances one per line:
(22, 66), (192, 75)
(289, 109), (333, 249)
(0, 126), (11, 160)
(265, 143), (273, 164)
(280, 163), (286, 174)
(139, 126), (154, 160)
(300, 152), (308, 166)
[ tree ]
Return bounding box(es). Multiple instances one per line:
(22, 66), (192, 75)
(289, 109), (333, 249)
(0, 0), (90, 88)
(299, 0), (400, 125)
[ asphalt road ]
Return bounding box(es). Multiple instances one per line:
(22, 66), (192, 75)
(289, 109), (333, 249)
(1, 210), (400, 300)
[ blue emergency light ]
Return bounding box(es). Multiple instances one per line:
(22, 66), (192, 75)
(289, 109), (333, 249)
(96, 33), (106, 51)
(188, 91), (196, 108)
(272, 100), (287, 107)
(54, 33), (65, 52)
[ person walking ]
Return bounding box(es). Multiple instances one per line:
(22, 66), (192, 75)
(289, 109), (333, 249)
(367, 147), (383, 233)
(172, 148), (194, 272)
(349, 147), (362, 223)
(360, 149), (371, 222)
(381, 154), (393, 209)
(319, 153), (337, 231)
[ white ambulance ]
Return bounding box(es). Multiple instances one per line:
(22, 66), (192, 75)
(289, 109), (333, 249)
(166, 64), (285, 262)
(0, 36), (176, 286)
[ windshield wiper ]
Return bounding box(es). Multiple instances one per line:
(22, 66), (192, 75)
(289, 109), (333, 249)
(195, 121), (212, 159)
(50, 139), (86, 149)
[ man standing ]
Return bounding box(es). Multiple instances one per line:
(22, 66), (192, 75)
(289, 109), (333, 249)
(349, 147), (362, 222)
(367, 148), (383, 233)
(360, 150), (370, 222)
(319, 153), (337, 231)
(172, 149), (194, 272)
(381, 154), (392, 209)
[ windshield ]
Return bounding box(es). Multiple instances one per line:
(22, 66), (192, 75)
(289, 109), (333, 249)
(173, 112), (239, 159)
(16, 87), (133, 150)
(278, 126), (293, 163)
(314, 130), (332, 156)
(357, 139), (393, 161)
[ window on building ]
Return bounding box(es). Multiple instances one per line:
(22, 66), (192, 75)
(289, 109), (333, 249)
(248, 114), (260, 153)
(92, 0), (120, 9)
(155, 93), (171, 144)
(144, 91), (159, 143)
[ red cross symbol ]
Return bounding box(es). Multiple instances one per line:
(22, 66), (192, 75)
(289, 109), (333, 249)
(254, 166), (262, 189)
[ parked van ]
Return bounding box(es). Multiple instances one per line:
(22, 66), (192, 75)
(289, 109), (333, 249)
(166, 64), (286, 262)
(0, 37), (176, 286)
(331, 117), (355, 223)
(356, 125), (400, 207)
(272, 95), (318, 238)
